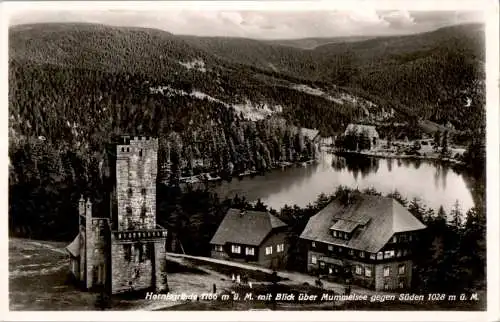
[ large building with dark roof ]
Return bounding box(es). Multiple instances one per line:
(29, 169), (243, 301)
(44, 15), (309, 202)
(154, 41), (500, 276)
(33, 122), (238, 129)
(210, 209), (288, 269)
(300, 192), (426, 291)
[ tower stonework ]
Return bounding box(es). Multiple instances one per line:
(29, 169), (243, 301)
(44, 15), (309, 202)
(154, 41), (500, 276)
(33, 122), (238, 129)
(116, 137), (158, 231)
(110, 136), (168, 294)
(67, 136), (168, 295)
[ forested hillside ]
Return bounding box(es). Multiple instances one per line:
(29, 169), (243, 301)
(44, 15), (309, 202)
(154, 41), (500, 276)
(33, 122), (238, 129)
(184, 23), (485, 130)
(8, 22), (486, 240)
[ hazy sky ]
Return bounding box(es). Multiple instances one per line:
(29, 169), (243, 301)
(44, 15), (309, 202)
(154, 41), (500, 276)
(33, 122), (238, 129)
(7, 4), (483, 39)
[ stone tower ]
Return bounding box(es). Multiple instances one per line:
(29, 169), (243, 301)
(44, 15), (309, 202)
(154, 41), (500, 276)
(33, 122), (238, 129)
(108, 136), (168, 294)
(114, 136), (158, 231)
(67, 135), (168, 294)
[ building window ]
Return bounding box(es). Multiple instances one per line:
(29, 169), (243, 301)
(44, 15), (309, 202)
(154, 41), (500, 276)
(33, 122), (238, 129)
(141, 188), (147, 196)
(265, 246), (273, 255)
(245, 247), (255, 256)
(328, 245), (333, 251)
(377, 252), (383, 260)
(311, 255), (317, 264)
(135, 243), (144, 262)
(231, 245), (241, 254)
(126, 207), (132, 216)
(384, 250), (395, 259)
(311, 242), (316, 248)
(132, 267), (140, 279)
(370, 253), (376, 260)
(398, 264), (405, 275)
(128, 188), (133, 198)
(355, 265), (363, 275)
(403, 249), (408, 256)
(320, 262), (325, 268)
(99, 225), (106, 237)
(383, 266), (390, 277)
(359, 251), (365, 258)
(365, 267), (372, 277)
(214, 245), (223, 252)
(397, 250), (402, 257)
(145, 243), (153, 260)
(328, 267), (333, 274)
(392, 236), (397, 243)
(399, 277), (405, 289)
(124, 244), (131, 262)
(384, 283), (389, 290)
(338, 247), (342, 253)
(409, 234), (413, 242)
(277, 244), (284, 253)
(333, 231), (337, 237)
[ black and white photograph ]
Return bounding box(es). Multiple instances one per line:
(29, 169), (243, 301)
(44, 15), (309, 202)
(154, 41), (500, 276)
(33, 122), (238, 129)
(3, 0), (499, 319)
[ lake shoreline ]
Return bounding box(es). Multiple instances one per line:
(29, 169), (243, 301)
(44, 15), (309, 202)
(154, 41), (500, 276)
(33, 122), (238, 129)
(332, 150), (466, 167)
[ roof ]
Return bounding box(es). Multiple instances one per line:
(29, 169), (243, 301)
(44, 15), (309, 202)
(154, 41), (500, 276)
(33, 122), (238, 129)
(210, 209), (288, 246)
(330, 220), (360, 233)
(301, 128), (320, 141)
(291, 126), (320, 141)
(66, 233), (80, 257)
(344, 124), (379, 138)
(299, 194), (426, 253)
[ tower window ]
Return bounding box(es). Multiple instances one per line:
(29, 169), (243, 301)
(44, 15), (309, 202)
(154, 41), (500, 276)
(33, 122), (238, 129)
(145, 243), (153, 260)
(128, 188), (133, 197)
(134, 243), (144, 263)
(139, 149), (143, 157)
(141, 188), (147, 195)
(124, 244), (132, 262)
(127, 148), (130, 152)
(126, 207), (132, 215)
(140, 205), (147, 218)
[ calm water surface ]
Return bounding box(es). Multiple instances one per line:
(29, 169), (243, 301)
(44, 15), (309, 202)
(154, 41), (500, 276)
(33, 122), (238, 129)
(213, 151), (476, 213)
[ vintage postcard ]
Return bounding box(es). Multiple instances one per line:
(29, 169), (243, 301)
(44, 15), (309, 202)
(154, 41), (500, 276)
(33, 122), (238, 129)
(2, 0), (499, 321)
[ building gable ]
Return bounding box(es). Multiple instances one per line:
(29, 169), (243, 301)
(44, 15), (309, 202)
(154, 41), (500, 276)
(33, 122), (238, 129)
(210, 209), (287, 247)
(300, 194), (426, 253)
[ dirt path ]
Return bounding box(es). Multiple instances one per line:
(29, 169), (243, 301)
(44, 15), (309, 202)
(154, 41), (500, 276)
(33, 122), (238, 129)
(166, 253), (392, 296)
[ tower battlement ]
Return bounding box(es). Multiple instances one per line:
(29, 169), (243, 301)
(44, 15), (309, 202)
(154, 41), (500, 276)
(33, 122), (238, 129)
(117, 135), (158, 146)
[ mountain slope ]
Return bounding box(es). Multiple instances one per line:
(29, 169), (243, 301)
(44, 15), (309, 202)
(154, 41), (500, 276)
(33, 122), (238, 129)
(8, 22), (485, 241)
(180, 24), (485, 130)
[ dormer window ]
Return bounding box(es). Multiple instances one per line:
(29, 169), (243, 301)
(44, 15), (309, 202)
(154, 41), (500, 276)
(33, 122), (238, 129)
(333, 231), (338, 237)
(384, 250), (395, 259)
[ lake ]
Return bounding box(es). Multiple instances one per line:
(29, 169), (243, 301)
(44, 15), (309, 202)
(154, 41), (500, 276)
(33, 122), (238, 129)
(212, 150), (476, 214)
